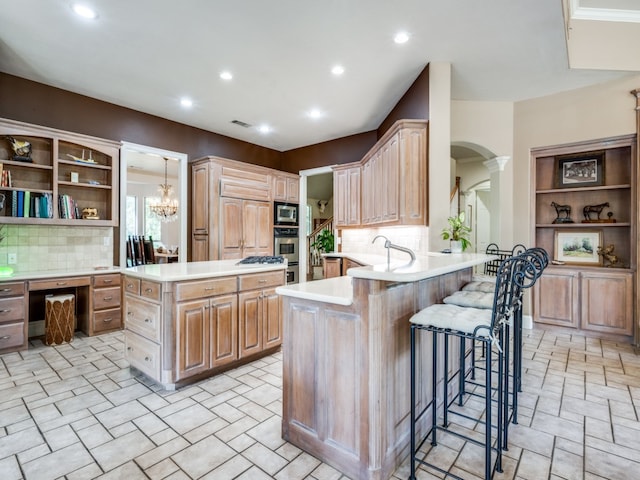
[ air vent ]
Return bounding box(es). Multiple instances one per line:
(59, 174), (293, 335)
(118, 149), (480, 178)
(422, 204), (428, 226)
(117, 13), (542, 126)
(231, 119), (252, 128)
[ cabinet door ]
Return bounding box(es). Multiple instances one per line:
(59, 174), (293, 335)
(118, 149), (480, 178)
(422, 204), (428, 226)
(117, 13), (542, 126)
(286, 177), (299, 203)
(273, 175), (287, 201)
(238, 290), (263, 358)
(262, 287), (282, 350)
(581, 271), (633, 336)
(324, 258), (342, 279)
(220, 198), (243, 259)
(334, 169), (350, 227)
(176, 299), (209, 380)
(533, 269), (580, 328)
(243, 200), (271, 257)
(192, 234), (209, 262)
(210, 294), (238, 368)
(347, 167), (361, 226)
(192, 162), (210, 234)
(399, 127), (427, 224)
(381, 133), (399, 222)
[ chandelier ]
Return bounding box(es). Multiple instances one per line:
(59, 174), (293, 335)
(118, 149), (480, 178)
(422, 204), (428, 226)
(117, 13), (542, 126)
(149, 157), (179, 222)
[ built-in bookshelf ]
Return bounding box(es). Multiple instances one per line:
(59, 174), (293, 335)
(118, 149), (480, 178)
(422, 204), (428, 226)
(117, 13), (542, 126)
(0, 119), (119, 226)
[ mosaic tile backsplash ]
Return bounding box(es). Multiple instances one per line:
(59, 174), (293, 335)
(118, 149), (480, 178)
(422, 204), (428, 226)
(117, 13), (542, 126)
(0, 225), (114, 273)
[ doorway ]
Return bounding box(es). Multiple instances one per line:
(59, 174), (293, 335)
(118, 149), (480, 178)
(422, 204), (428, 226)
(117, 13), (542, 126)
(120, 142), (188, 266)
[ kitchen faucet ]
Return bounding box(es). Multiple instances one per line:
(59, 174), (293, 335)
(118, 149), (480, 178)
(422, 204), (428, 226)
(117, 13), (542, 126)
(372, 235), (416, 268)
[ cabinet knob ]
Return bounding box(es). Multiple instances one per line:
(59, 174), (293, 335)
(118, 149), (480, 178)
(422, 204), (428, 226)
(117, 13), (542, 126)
(127, 283), (134, 288)
(144, 356), (151, 362)
(145, 288), (152, 293)
(144, 318), (151, 323)
(127, 346), (133, 351)
(127, 311), (133, 317)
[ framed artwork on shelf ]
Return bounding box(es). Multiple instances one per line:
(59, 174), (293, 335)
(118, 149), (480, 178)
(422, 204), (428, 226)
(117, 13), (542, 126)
(554, 229), (603, 265)
(555, 151), (604, 188)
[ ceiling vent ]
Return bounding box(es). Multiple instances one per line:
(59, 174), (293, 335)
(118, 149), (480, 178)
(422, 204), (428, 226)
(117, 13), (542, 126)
(231, 119), (252, 128)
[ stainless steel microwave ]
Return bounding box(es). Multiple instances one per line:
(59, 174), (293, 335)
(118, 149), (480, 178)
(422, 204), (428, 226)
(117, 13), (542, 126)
(274, 202), (298, 225)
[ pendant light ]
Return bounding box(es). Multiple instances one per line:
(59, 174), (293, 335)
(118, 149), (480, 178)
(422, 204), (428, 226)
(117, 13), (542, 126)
(149, 157), (179, 222)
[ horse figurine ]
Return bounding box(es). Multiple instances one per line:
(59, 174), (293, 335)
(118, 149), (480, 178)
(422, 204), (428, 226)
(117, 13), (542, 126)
(551, 201), (573, 223)
(583, 202), (609, 221)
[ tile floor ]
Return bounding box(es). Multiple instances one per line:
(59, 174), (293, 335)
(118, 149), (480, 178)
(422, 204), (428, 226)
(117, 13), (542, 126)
(0, 328), (638, 480)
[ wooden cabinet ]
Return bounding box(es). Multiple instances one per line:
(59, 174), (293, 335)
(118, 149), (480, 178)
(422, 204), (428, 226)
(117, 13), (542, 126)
(191, 161), (211, 235)
(0, 282), (27, 354)
(333, 120), (427, 229)
(273, 173), (300, 203)
(220, 197), (271, 259)
(333, 164), (361, 227)
(531, 134), (636, 340)
(90, 273), (122, 335)
(323, 256), (366, 279)
(0, 118), (119, 226)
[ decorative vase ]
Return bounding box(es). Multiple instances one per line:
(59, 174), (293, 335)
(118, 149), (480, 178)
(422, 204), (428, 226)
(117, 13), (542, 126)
(450, 240), (463, 254)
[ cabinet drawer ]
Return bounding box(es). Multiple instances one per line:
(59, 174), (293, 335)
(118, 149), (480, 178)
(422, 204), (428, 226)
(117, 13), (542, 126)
(175, 277), (237, 301)
(93, 286), (121, 310)
(0, 282), (25, 297)
(141, 281), (161, 301)
(0, 297), (25, 323)
(125, 330), (161, 380)
(124, 276), (141, 295)
(125, 295), (161, 342)
(93, 308), (122, 333)
(30, 276), (91, 291)
(238, 271), (285, 291)
(0, 322), (25, 350)
(94, 274), (121, 288)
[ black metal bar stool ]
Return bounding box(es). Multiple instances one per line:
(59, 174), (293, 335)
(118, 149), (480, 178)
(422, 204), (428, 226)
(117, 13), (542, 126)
(409, 255), (523, 480)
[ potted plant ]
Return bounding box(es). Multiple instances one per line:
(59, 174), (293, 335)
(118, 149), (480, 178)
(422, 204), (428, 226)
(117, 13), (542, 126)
(441, 212), (471, 253)
(311, 229), (335, 254)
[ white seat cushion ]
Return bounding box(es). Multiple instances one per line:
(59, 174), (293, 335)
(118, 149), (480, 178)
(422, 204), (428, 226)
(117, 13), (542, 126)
(410, 303), (492, 337)
(443, 290), (493, 309)
(462, 281), (495, 293)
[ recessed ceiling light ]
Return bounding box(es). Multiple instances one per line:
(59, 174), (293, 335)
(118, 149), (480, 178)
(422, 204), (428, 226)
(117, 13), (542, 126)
(72, 3), (97, 19)
(331, 65), (345, 76)
(394, 32), (409, 44)
(258, 125), (271, 134)
(308, 109), (323, 119)
(180, 98), (193, 108)
(220, 71), (233, 81)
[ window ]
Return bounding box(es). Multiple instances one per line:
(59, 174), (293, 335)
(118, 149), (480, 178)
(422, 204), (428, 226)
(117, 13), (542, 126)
(125, 196), (137, 237)
(144, 197), (161, 242)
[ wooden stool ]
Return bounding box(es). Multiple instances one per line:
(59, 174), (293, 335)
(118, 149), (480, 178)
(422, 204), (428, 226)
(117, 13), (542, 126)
(45, 294), (75, 345)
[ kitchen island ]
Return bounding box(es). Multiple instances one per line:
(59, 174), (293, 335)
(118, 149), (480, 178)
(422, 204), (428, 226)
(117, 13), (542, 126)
(123, 260), (286, 389)
(276, 253), (494, 480)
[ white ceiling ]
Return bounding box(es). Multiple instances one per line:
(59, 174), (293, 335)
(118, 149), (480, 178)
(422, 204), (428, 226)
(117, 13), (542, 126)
(1, 0), (638, 152)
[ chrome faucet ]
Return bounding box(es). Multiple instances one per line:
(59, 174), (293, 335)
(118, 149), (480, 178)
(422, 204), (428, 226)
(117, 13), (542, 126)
(372, 235), (416, 267)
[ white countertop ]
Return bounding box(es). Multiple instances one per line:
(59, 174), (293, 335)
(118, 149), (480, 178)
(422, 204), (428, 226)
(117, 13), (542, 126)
(276, 276), (353, 306)
(278, 252), (495, 305)
(0, 266), (121, 282)
(124, 260), (287, 282)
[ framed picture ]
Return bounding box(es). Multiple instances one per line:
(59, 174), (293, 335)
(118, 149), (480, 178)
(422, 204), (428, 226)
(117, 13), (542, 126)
(554, 230), (603, 265)
(555, 151), (604, 188)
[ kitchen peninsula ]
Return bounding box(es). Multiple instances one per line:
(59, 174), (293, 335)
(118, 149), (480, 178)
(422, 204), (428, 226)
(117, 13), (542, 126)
(123, 260), (286, 390)
(277, 252), (494, 480)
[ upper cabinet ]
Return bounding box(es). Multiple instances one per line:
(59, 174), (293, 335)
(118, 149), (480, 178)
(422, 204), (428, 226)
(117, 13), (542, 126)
(333, 120), (427, 229)
(0, 118), (120, 226)
(273, 172), (300, 203)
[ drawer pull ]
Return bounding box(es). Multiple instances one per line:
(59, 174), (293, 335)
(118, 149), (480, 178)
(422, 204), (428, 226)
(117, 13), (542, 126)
(0, 288), (12, 292)
(127, 283), (134, 288)
(145, 288), (153, 293)
(204, 287), (215, 291)
(102, 317), (113, 323)
(0, 335), (11, 340)
(127, 346), (133, 351)
(259, 279), (267, 283)
(56, 282), (67, 286)
(103, 296), (113, 301)
(102, 279), (113, 284)
(127, 311), (133, 316)
(144, 356), (151, 362)
(0, 309), (11, 314)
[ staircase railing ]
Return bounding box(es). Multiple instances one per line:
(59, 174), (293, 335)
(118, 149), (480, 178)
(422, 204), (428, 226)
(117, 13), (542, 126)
(307, 217), (334, 278)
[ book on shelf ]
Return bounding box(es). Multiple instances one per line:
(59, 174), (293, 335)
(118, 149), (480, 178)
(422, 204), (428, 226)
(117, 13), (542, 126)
(23, 191), (30, 217)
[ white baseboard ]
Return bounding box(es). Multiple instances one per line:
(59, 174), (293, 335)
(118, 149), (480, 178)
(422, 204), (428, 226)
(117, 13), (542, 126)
(522, 315), (533, 330)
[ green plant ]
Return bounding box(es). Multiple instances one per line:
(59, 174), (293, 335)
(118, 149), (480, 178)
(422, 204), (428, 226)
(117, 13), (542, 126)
(441, 212), (471, 251)
(311, 229), (334, 253)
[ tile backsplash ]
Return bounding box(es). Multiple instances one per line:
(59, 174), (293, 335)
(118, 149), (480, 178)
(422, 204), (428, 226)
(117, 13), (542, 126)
(0, 225), (114, 273)
(340, 226), (431, 259)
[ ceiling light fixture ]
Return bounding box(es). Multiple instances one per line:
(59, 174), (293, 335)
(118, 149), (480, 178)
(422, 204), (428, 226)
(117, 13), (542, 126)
(308, 109), (323, 119)
(258, 125), (271, 134)
(149, 158), (179, 223)
(72, 3), (97, 19)
(331, 65), (345, 76)
(394, 31), (409, 44)
(180, 98), (193, 108)
(220, 71), (233, 81)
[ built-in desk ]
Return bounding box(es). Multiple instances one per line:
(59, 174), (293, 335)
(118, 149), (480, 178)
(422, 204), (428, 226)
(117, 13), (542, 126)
(0, 267), (122, 354)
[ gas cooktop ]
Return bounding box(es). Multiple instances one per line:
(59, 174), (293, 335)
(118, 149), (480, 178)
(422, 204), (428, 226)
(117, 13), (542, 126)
(237, 255), (285, 265)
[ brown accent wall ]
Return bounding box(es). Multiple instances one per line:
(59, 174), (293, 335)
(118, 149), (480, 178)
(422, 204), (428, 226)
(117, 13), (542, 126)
(377, 65), (430, 138)
(0, 73), (282, 169)
(280, 131), (378, 172)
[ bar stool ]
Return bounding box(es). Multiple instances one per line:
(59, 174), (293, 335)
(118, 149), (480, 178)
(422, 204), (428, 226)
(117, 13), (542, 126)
(45, 294), (75, 345)
(409, 255), (523, 480)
